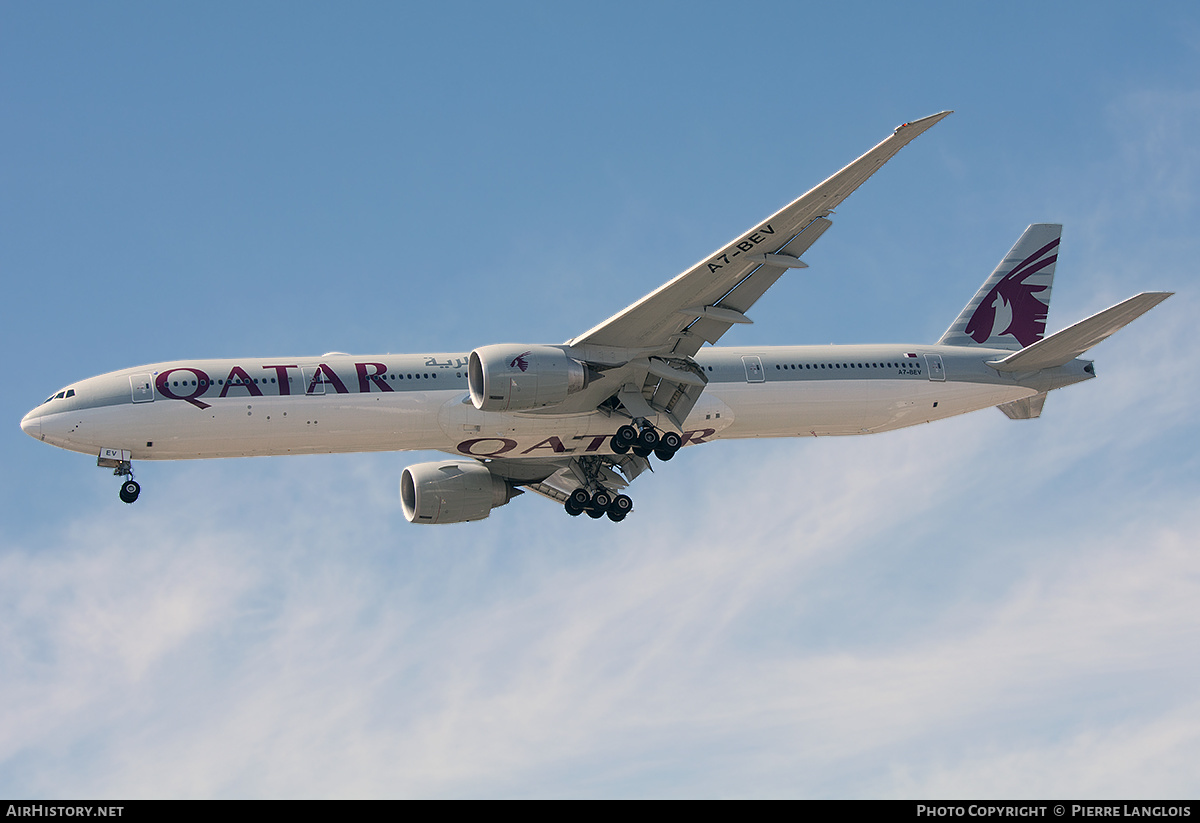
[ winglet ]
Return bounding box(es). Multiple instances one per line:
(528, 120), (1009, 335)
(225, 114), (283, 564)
(988, 292), (1172, 373)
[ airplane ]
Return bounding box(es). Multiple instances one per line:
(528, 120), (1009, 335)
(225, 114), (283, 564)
(20, 111), (1172, 524)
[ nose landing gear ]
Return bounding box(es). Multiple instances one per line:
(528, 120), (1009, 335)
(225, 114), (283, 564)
(113, 460), (140, 504)
(98, 450), (141, 504)
(119, 477), (141, 504)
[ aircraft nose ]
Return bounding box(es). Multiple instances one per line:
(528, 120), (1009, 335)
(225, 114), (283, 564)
(20, 409), (42, 439)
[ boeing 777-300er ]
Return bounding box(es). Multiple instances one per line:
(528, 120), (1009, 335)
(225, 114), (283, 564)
(21, 111), (1172, 523)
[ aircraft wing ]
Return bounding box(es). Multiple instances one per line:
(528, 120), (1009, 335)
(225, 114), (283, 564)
(568, 111), (952, 357)
(551, 111), (951, 425)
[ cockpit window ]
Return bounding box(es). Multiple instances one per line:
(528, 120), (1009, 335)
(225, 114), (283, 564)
(43, 388), (75, 404)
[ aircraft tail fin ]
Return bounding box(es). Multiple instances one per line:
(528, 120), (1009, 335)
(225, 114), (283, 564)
(988, 292), (1172, 373)
(939, 224), (1062, 350)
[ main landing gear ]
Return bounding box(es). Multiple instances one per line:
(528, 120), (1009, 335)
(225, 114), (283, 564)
(561, 421), (682, 522)
(564, 487), (633, 522)
(609, 422), (682, 462)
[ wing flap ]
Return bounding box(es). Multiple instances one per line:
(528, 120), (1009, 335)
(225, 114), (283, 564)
(674, 216), (835, 357)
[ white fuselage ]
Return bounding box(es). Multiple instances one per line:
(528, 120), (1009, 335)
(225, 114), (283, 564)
(20, 344), (1092, 463)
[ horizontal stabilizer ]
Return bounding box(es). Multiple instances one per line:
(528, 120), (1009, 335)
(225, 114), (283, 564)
(997, 392), (1047, 420)
(988, 292), (1172, 373)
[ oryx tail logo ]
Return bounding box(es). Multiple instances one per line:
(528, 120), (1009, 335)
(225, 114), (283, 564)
(966, 237), (1057, 347)
(510, 351), (532, 372)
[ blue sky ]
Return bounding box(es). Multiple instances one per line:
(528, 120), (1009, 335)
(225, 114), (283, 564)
(2, 1), (1198, 798)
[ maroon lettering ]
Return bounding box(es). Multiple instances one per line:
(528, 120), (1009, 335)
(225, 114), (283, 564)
(521, 436), (568, 455)
(263, 364), (298, 395)
(356, 362), (394, 393)
(573, 434), (610, 453)
(457, 437), (518, 457)
(155, 367), (212, 409)
(679, 427), (717, 445)
(307, 363), (349, 394)
(219, 365), (264, 398)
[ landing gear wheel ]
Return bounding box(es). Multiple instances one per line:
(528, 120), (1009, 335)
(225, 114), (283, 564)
(606, 511), (626, 522)
(568, 488), (591, 509)
(660, 431), (683, 452)
(632, 445), (652, 458)
(608, 494), (633, 516)
(590, 490), (612, 511)
(611, 440), (630, 455)
(565, 498), (585, 516)
(654, 448), (675, 461)
(119, 480), (141, 504)
(637, 428), (660, 449)
(613, 425), (638, 449)
(586, 507), (606, 519)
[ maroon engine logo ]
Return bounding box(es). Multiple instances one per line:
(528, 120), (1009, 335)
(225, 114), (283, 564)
(510, 351), (532, 372)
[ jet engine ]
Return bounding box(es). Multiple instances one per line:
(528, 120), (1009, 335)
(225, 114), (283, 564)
(468, 344), (588, 412)
(400, 460), (519, 524)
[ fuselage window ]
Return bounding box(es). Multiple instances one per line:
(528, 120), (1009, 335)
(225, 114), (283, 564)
(55, 391), (66, 399)
(65, 389), (75, 397)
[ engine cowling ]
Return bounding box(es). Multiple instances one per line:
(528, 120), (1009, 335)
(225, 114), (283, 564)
(400, 460), (518, 524)
(468, 344), (588, 412)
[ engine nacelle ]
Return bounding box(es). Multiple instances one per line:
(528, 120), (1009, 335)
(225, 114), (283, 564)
(468, 344), (588, 412)
(400, 460), (519, 524)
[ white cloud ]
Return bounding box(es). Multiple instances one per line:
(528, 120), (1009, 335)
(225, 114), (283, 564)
(3, 322), (1196, 796)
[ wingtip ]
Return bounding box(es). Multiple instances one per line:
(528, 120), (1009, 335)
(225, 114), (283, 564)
(894, 110), (953, 135)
